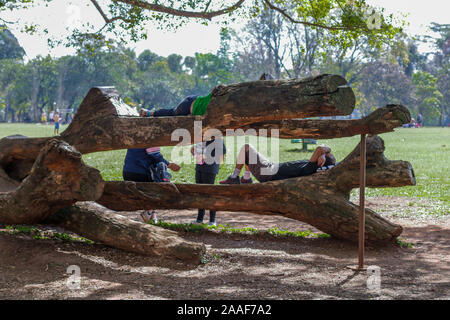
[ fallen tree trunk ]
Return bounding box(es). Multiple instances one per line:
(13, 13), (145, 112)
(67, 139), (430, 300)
(0, 139), (104, 224)
(47, 202), (206, 264)
(0, 103), (408, 181)
(97, 135), (415, 243)
(240, 104), (411, 139)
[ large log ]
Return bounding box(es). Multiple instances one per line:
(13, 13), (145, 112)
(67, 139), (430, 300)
(240, 104), (411, 139)
(0, 75), (357, 178)
(97, 135), (415, 243)
(0, 102), (408, 181)
(0, 139), (104, 224)
(47, 202), (206, 264)
(0, 139), (206, 262)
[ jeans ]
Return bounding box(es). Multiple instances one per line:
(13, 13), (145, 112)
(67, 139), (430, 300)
(153, 95), (198, 117)
(195, 170), (217, 222)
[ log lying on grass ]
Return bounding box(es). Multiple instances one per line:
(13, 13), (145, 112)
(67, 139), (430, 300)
(0, 138), (207, 262)
(97, 135), (415, 244)
(0, 139), (104, 224)
(47, 202), (206, 264)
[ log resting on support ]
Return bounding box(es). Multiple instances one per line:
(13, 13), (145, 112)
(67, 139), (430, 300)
(97, 135), (416, 244)
(0, 95), (408, 181)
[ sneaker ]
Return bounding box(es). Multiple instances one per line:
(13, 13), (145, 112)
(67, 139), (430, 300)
(240, 176), (253, 184)
(139, 108), (150, 117)
(149, 211), (158, 224)
(192, 220), (204, 225)
(140, 210), (157, 223)
(208, 221), (217, 227)
(219, 175), (240, 185)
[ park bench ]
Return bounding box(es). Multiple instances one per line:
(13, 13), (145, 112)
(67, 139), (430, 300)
(0, 74), (415, 264)
(291, 138), (317, 151)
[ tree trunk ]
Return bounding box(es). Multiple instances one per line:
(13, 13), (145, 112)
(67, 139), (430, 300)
(0, 138), (104, 224)
(47, 202), (206, 264)
(97, 135), (415, 244)
(0, 76), (415, 255)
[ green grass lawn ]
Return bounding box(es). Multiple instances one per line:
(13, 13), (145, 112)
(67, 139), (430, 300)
(1, 123), (449, 215)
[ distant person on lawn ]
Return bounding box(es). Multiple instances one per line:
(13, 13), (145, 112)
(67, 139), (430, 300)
(417, 113), (424, 127)
(53, 112), (60, 135)
(220, 144), (336, 184)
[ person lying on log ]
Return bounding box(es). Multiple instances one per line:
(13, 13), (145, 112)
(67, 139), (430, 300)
(139, 75), (274, 118)
(123, 147), (180, 222)
(139, 85), (224, 117)
(220, 144), (335, 184)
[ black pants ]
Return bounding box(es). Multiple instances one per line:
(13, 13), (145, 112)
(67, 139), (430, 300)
(195, 170), (217, 222)
(153, 95), (198, 117)
(123, 171), (152, 182)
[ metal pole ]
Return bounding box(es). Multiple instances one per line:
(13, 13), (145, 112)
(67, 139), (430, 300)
(359, 134), (367, 269)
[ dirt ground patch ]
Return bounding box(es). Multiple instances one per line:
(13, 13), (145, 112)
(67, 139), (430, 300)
(0, 196), (448, 300)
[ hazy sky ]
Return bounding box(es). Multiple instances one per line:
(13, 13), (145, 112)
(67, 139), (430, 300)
(2, 0), (449, 59)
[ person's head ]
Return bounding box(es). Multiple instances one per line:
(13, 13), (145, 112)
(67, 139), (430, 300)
(324, 152), (336, 166)
(259, 73), (275, 80)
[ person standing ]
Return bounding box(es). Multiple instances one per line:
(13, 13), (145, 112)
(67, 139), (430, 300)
(41, 112), (47, 124)
(417, 113), (424, 127)
(191, 138), (226, 226)
(53, 112), (60, 135)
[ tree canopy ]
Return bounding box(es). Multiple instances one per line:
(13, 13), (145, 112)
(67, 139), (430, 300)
(0, 0), (403, 50)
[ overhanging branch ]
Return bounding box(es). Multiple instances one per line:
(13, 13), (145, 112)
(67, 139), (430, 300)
(114, 0), (246, 20)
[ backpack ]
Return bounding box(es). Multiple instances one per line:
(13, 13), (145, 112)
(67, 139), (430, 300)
(149, 162), (172, 182)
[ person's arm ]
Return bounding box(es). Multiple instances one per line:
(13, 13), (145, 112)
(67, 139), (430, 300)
(310, 145), (331, 167)
(167, 163), (180, 171)
(147, 151), (169, 166)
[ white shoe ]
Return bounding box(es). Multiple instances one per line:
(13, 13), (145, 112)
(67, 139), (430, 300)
(140, 210), (157, 223)
(192, 220), (204, 225)
(150, 211), (158, 224)
(208, 221), (217, 227)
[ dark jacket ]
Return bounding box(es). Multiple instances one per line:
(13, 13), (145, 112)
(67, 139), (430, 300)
(123, 148), (169, 175)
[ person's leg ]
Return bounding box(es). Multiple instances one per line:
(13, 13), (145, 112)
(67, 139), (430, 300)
(221, 144), (274, 183)
(201, 172), (217, 224)
(123, 171), (157, 222)
(152, 107), (176, 117)
(174, 95), (197, 116)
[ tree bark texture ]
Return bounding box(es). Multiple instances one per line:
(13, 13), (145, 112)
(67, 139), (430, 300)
(0, 139), (104, 224)
(48, 202), (206, 264)
(97, 135), (415, 244)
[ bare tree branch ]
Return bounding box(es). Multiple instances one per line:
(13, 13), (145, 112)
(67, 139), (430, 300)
(114, 0), (246, 20)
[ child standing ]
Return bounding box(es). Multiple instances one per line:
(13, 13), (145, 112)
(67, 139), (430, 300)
(53, 112), (60, 135)
(191, 138), (226, 226)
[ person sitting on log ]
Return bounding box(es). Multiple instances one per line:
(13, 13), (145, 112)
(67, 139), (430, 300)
(123, 147), (180, 222)
(220, 144), (335, 184)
